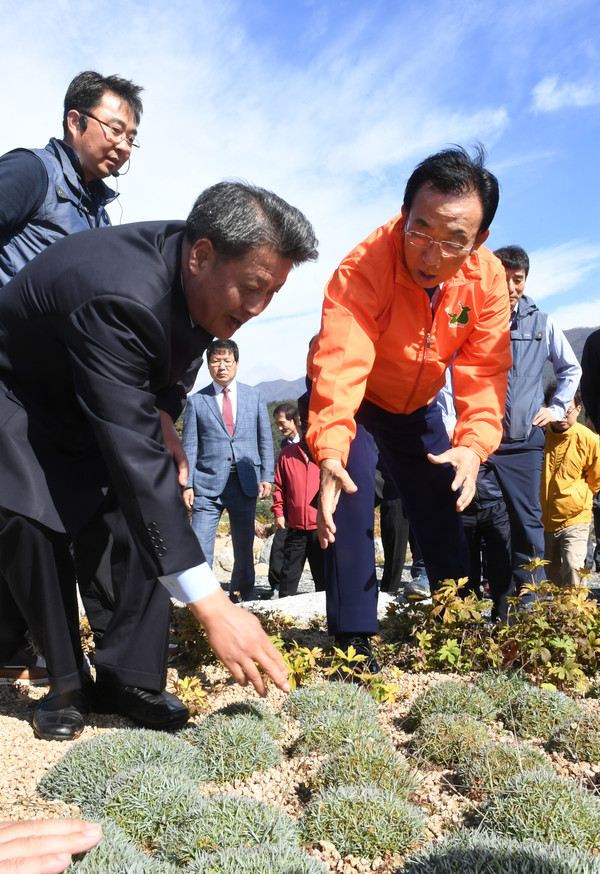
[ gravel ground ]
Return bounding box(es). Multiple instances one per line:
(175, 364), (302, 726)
(2, 549), (600, 872)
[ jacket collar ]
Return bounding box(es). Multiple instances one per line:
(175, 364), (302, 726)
(517, 293), (539, 318)
(45, 137), (119, 209)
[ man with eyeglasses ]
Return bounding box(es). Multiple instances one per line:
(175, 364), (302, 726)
(306, 146), (512, 671)
(182, 339), (274, 603)
(0, 71), (143, 687)
(0, 70), (142, 284)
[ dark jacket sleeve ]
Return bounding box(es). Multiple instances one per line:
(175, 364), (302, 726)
(0, 150), (48, 239)
(65, 293), (205, 576)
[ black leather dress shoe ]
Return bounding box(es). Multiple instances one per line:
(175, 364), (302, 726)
(93, 683), (190, 730)
(33, 688), (90, 741)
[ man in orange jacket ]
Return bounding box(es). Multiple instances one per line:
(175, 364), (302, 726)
(306, 146), (512, 671)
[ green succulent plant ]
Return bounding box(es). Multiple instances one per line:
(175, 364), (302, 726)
(480, 769), (600, 851)
(301, 784), (426, 858)
(157, 793), (299, 865)
(404, 679), (496, 731)
(546, 710), (600, 762)
(409, 713), (491, 768)
(314, 736), (419, 797)
(401, 830), (600, 873)
(455, 741), (552, 797)
(499, 685), (585, 739)
(38, 729), (208, 814)
(182, 713), (282, 781)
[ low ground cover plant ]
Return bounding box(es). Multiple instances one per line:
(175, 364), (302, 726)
(401, 831), (600, 873)
(301, 784), (426, 858)
(69, 819), (178, 873)
(475, 667), (532, 709)
(293, 705), (387, 756)
(102, 764), (204, 848)
(454, 740), (552, 798)
(314, 736), (419, 797)
(404, 679), (496, 730)
(499, 684), (585, 739)
(206, 698), (284, 738)
(283, 681), (379, 722)
(409, 713), (491, 768)
(479, 769), (600, 851)
(546, 710), (600, 761)
(184, 842), (330, 873)
(182, 712), (282, 780)
(39, 573), (600, 873)
(157, 794), (299, 865)
(38, 729), (210, 812)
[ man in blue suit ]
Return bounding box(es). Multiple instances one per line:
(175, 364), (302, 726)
(183, 339), (274, 601)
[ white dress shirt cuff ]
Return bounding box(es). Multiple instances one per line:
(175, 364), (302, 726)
(159, 563), (221, 603)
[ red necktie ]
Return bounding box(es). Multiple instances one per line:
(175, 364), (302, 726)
(222, 387), (234, 436)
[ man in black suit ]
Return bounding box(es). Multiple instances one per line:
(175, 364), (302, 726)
(0, 180), (318, 740)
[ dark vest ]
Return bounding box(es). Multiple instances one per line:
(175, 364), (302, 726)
(501, 295), (549, 443)
(0, 138), (116, 285)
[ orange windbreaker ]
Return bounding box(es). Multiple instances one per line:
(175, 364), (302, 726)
(306, 214), (512, 467)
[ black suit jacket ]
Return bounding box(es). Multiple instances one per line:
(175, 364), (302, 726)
(0, 220), (212, 577)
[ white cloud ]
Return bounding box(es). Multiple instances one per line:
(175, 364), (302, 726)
(1, 0), (598, 383)
(547, 300), (600, 332)
(526, 241), (600, 303)
(532, 76), (600, 112)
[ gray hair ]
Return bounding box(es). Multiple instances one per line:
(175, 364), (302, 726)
(185, 181), (318, 267)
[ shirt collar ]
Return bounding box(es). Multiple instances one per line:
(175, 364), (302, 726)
(213, 378), (237, 395)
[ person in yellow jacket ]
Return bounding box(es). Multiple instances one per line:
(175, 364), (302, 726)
(542, 386), (600, 586)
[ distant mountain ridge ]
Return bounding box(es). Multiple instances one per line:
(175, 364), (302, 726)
(542, 325), (598, 388)
(255, 326), (599, 401)
(254, 376), (307, 402)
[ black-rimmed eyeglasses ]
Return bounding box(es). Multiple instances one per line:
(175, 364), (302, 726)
(82, 113), (140, 149)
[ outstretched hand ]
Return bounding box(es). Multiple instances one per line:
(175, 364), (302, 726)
(427, 445), (480, 512)
(316, 459), (358, 548)
(189, 587), (290, 696)
(0, 819), (102, 874)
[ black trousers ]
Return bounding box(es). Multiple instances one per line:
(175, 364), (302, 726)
(0, 490), (150, 655)
(462, 500), (513, 621)
(0, 503), (170, 695)
(379, 498), (409, 592)
(279, 528), (325, 597)
(267, 525), (288, 590)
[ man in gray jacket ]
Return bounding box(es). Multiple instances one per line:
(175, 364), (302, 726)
(486, 245), (581, 595)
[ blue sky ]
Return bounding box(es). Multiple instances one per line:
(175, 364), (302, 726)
(2, 0), (599, 385)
